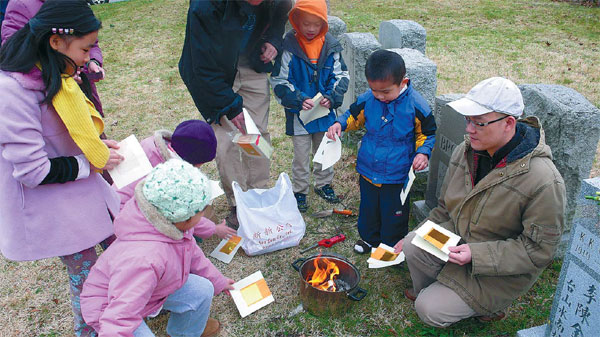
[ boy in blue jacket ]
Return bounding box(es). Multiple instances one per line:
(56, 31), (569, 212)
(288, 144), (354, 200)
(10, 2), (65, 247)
(270, 0), (349, 212)
(327, 50), (436, 253)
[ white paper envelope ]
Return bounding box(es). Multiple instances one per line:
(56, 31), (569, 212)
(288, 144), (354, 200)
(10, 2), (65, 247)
(243, 108), (261, 135)
(313, 134), (341, 170)
(367, 243), (405, 268)
(230, 271), (274, 318)
(411, 220), (461, 262)
(210, 235), (243, 264)
(400, 167), (415, 205)
(108, 135), (153, 189)
(208, 180), (224, 201)
(299, 92), (330, 125)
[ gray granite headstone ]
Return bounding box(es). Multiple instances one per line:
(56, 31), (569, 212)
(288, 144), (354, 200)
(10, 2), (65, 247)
(413, 94), (465, 223)
(520, 84), (600, 231)
(378, 20), (426, 54)
(340, 33), (381, 112)
(388, 48), (437, 110)
(328, 16), (347, 41)
(517, 177), (600, 337)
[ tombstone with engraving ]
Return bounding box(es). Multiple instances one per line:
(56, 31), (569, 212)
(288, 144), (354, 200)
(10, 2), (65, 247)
(517, 177), (600, 337)
(413, 94), (465, 222)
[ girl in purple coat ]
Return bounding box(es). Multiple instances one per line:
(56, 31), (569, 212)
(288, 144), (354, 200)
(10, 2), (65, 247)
(82, 159), (234, 337)
(0, 1), (123, 336)
(2, 0), (107, 115)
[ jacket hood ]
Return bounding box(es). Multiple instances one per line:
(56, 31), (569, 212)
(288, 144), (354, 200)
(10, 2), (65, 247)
(114, 181), (189, 243)
(289, 0), (328, 40)
(153, 130), (175, 163)
(465, 116), (552, 163)
(2, 67), (46, 91)
(282, 31), (342, 66)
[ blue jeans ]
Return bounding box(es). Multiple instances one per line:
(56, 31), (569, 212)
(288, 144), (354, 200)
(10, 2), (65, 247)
(134, 274), (214, 337)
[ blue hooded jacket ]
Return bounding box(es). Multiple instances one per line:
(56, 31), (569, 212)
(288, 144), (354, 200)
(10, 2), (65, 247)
(270, 31), (349, 135)
(337, 82), (437, 185)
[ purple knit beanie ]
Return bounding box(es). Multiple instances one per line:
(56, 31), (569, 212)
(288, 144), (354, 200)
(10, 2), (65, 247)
(171, 120), (217, 165)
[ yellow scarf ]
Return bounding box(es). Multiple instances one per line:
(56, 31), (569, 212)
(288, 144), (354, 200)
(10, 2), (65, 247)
(52, 75), (109, 169)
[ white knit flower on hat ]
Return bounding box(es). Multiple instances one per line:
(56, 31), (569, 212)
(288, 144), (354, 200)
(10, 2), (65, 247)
(142, 159), (211, 223)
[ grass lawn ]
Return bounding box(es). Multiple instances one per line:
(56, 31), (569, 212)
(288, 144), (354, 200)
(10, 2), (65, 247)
(0, 0), (598, 336)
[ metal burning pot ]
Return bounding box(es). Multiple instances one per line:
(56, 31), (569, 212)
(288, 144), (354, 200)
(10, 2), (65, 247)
(291, 253), (367, 317)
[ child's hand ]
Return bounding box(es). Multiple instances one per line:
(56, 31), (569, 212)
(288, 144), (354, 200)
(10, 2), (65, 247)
(215, 220), (236, 239)
(302, 99), (315, 111)
(326, 122), (341, 140)
(88, 61), (105, 81)
(393, 239), (404, 254)
(412, 153), (429, 171)
(95, 140), (124, 171)
(224, 278), (235, 296)
(320, 97), (331, 108)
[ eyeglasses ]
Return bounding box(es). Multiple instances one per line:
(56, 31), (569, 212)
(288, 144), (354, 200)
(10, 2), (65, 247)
(464, 115), (509, 129)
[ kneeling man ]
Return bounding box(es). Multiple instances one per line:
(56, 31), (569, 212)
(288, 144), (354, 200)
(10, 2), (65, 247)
(395, 77), (566, 327)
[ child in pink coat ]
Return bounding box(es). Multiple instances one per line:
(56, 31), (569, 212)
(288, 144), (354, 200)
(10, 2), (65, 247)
(115, 119), (236, 241)
(81, 159), (233, 337)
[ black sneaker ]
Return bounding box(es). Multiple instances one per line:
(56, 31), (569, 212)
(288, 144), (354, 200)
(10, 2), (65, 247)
(294, 192), (308, 213)
(353, 239), (372, 254)
(314, 184), (340, 203)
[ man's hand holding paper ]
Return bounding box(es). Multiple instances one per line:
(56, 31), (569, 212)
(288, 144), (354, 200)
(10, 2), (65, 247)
(447, 244), (472, 265)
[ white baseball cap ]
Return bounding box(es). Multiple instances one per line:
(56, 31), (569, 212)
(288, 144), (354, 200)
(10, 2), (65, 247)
(448, 77), (524, 117)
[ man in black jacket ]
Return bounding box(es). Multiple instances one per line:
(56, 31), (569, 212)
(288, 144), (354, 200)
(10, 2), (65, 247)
(179, 0), (291, 227)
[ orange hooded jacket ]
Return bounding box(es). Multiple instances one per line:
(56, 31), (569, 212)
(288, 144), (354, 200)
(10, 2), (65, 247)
(289, 0), (329, 64)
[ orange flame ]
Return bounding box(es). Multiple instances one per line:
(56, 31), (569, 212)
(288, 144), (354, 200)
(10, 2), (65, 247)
(306, 254), (339, 291)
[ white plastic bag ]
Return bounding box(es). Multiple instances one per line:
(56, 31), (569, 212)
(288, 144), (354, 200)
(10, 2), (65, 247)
(233, 172), (306, 256)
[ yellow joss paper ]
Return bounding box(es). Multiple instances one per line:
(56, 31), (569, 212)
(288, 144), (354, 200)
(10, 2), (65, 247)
(241, 279), (271, 306)
(424, 228), (449, 249)
(219, 235), (242, 254)
(370, 247), (399, 261)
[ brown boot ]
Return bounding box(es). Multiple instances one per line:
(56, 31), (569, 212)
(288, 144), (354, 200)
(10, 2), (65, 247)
(225, 206), (239, 230)
(477, 310), (506, 322)
(201, 318), (220, 337)
(404, 288), (417, 302)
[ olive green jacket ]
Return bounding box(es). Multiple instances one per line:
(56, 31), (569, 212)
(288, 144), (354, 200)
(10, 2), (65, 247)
(427, 116), (566, 315)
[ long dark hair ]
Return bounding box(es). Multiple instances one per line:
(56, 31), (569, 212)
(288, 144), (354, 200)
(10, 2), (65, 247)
(0, 0), (101, 103)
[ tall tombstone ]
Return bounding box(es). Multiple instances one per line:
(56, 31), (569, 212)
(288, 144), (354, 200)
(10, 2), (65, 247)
(327, 16), (347, 41)
(413, 94), (465, 222)
(340, 33), (381, 112)
(388, 48), (437, 110)
(517, 177), (600, 337)
(378, 20), (427, 55)
(519, 84), (600, 231)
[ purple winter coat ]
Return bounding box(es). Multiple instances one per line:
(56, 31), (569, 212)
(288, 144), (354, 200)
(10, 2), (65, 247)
(1, 0), (105, 114)
(115, 131), (218, 238)
(0, 68), (119, 261)
(81, 187), (229, 336)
